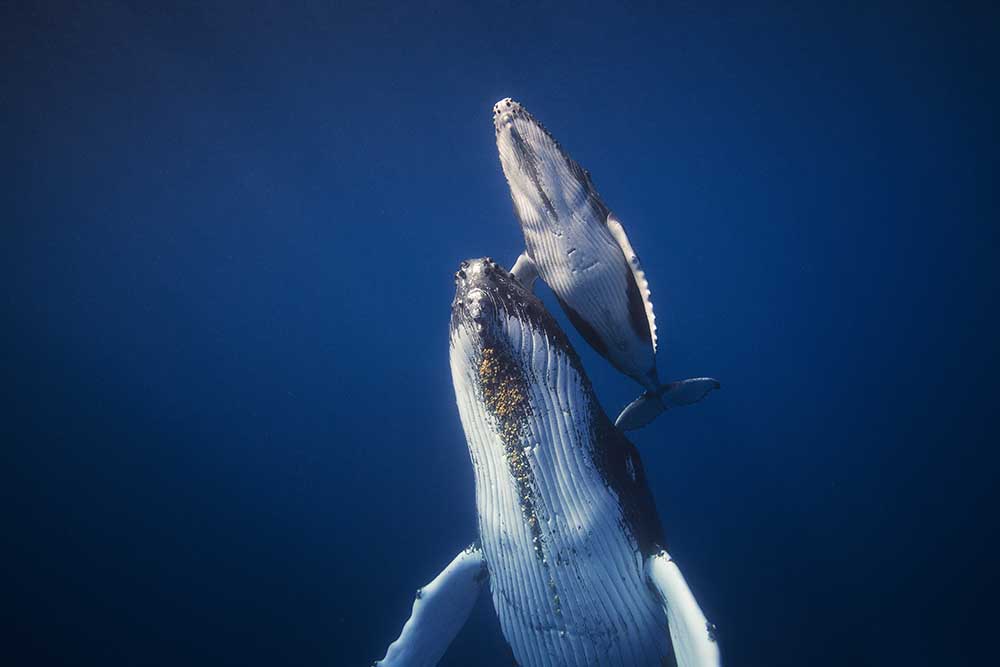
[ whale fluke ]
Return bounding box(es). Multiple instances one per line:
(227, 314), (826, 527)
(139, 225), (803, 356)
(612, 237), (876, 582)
(616, 378), (721, 431)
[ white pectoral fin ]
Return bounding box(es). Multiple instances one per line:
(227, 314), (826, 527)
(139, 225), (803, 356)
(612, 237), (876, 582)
(646, 551), (721, 667)
(376, 543), (488, 667)
(510, 251), (539, 292)
(606, 212), (657, 353)
(662, 377), (720, 408)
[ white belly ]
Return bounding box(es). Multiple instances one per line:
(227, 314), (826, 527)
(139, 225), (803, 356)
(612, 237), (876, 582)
(518, 191), (655, 386)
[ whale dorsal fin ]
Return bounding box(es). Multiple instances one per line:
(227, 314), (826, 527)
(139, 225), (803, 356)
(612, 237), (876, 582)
(606, 212), (658, 353)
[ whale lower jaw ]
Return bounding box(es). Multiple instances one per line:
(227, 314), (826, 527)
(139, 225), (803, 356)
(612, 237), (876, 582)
(450, 315), (669, 666)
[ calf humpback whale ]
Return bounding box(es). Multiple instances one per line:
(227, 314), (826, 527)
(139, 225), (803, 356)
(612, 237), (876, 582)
(375, 258), (720, 667)
(493, 97), (719, 431)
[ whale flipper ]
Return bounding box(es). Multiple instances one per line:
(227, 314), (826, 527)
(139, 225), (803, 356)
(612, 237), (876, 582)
(615, 378), (720, 431)
(376, 543), (487, 667)
(510, 251), (538, 291)
(606, 212), (657, 353)
(646, 551), (721, 667)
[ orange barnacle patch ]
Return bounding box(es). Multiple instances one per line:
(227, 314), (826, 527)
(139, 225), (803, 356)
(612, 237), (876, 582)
(476, 344), (546, 563)
(478, 347), (529, 422)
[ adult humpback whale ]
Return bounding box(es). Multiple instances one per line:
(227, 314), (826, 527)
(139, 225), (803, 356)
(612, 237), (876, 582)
(493, 98), (718, 431)
(375, 258), (719, 667)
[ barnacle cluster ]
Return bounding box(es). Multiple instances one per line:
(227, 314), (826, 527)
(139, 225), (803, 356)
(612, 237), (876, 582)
(478, 346), (545, 561)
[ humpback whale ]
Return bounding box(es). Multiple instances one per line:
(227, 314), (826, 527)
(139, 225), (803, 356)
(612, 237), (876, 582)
(492, 98), (719, 431)
(375, 258), (719, 667)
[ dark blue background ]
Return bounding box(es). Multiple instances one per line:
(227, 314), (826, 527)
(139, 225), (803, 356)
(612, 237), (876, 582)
(5, 2), (997, 665)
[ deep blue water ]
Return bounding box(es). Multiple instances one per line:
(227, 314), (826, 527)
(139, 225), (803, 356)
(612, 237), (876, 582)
(5, 2), (997, 665)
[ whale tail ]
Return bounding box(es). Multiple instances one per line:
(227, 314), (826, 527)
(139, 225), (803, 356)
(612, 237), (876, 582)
(615, 378), (720, 431)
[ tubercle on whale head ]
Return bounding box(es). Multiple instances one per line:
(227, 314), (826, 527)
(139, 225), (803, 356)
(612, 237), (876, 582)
(492, 97), (524, 133)
(491, 97), (557, 144)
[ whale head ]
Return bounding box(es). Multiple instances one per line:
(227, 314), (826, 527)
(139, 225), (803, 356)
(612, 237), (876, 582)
(449, 259), (548, 485)
(449, 257), (575, 360)
(492, 97), (608, 231)
(451, 257), (534, 338)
